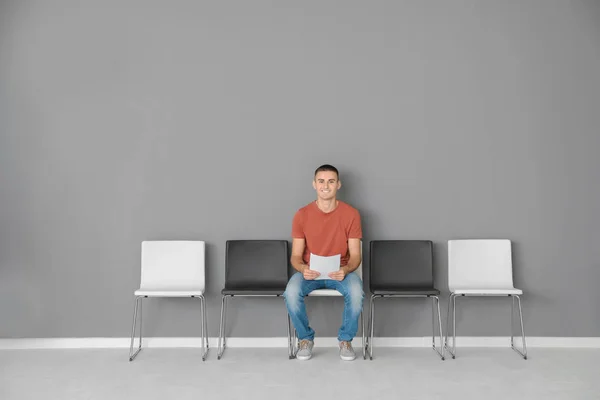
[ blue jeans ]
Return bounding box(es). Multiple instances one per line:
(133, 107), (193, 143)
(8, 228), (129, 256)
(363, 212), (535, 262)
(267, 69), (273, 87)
(283, 272), (364, 342)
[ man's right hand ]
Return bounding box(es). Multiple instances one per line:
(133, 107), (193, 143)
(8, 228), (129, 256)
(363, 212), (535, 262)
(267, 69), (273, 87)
(302, 268), (321, 280)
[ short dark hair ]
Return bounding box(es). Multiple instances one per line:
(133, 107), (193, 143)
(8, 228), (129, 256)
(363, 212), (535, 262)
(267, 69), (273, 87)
(314, 164), (339, 180)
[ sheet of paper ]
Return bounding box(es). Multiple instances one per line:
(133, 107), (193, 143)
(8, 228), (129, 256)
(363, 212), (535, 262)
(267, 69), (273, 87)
(309, 253), (341, 280)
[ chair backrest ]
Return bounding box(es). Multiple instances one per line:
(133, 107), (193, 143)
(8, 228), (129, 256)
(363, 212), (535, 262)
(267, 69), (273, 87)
(369, 240), (434, 291)
(352, 241), (364, 279)
(355, 260), (363, 280)
(337, 240), (363, 279)
(225, 240), (290, 290)
(140, 241), (205, 291)
(448, 239), (515, 291)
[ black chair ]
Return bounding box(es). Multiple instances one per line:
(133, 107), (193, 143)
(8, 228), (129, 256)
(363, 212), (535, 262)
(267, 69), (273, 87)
(368, 240), (444, 360)
(217, 240), (292, 359)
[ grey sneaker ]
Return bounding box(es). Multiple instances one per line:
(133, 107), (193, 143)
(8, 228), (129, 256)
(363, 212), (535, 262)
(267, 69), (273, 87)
(339, 341), (356, 361)
(296, 339), (314, 361)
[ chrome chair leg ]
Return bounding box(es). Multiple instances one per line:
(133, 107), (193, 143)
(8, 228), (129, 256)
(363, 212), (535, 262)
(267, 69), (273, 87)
(204, 296), (210, 356)
(198, 295), (209, 361)
(292, 327), (298, 357)
(129, 296), (143, 361)
(432, 295), (435, 348)
(444, 293), (457, 359)
(217, 295), (228, 360)
(511, 295), (528, 360)
(287, 312), (295, 359)
(361, 310), (366, 360)
(369, 295), (376, 360)
(432, 296), (445, 360)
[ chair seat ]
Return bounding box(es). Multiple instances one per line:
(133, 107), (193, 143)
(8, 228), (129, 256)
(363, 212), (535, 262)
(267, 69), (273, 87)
(135, 288), (204, 297)
(372, 288), (440, 296)
(451, 288), (523, 296)
(308, 289), (343, 297)
(221, 289), (284, 296)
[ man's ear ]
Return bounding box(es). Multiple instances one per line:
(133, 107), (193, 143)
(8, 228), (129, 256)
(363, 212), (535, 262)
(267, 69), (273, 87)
(312, 180), (317, 190)
(337, 180), (342, 190)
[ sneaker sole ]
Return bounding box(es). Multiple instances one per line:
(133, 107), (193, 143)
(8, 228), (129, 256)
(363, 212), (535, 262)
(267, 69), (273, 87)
(340, 354), (356, 361)
(296, 354), (312, 361)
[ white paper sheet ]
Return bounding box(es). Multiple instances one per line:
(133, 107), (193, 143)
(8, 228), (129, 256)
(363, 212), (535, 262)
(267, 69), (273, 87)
(309, 253), (341, 280)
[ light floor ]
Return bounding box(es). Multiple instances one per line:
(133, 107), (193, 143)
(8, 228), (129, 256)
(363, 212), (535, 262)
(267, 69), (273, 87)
(1, 347), (599, 400)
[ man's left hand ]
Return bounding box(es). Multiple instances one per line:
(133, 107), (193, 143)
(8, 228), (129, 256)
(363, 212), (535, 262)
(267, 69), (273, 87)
(328, 267), (347, 281)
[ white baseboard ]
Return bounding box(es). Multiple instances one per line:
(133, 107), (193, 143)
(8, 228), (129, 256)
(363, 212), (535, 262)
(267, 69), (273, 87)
(1, 337), (600, 350)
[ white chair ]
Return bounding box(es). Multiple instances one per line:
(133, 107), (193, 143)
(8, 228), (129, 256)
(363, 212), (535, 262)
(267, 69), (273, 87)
(129, 241), (209, 361)
(444, 239), (527, 359)
(290, 242), (366, 359)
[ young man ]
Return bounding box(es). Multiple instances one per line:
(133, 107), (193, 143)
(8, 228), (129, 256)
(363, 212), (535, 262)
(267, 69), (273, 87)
(284, 164), (364, 361)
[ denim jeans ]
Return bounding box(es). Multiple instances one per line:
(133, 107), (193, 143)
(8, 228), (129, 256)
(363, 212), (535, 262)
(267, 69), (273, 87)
(283, 272), (364, 342)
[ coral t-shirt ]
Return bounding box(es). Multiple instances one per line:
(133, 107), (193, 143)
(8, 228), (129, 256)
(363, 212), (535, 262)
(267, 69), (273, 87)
(291, 201), (362, 267)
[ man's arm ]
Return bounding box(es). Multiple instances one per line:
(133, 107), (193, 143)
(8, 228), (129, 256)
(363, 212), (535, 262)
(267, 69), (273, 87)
(342, 238), (362, 274)
(291, 238), (320, 280)
(328, 238), (361, 280)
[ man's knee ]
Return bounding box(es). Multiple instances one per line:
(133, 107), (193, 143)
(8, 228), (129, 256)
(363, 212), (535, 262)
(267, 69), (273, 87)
(349, 281), (365, 304)
(343, 275), (364, 310)
(284, 273), (304, 304)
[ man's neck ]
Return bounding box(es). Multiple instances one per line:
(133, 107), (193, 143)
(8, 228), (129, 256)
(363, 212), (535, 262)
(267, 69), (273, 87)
(315, 198), (338, 213)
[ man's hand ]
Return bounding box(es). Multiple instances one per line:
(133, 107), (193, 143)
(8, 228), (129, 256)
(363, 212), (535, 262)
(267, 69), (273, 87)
(302, 268), (321, 280)
(328, 267), (347, 281)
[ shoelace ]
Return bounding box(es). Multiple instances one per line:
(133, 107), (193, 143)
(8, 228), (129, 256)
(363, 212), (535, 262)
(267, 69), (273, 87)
(340, 341), (352, 350)
(299, 340), (311, 350)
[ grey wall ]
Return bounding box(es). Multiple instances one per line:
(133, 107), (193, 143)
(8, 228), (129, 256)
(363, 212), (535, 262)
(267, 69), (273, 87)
(1, 0), (599, 339)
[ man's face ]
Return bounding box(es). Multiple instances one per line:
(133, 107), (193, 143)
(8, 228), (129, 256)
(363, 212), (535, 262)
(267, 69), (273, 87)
(313, 171), (341, 200)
